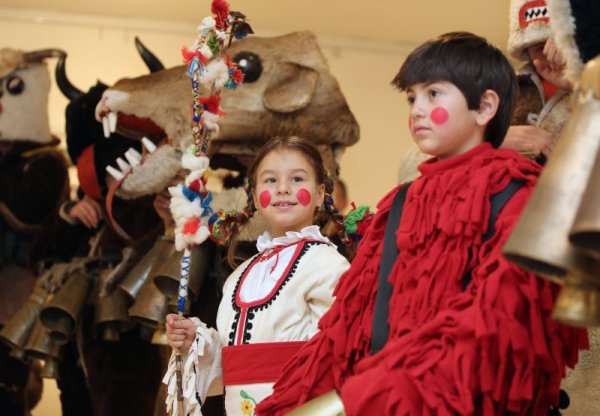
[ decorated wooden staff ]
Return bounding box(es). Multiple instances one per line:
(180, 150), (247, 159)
(163, 1), (252, 415)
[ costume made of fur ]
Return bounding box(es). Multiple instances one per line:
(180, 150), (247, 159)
(47, 66), (170, 416)
(508, 0), (571, 147)
(257, 144), (587, 415)
(0, 47), (70, 415)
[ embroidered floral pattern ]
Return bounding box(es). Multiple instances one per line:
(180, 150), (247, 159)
(240, 390), (257, 415)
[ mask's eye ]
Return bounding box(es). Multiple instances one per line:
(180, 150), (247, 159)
(232, 51), (262, 83)
(7, 76), (24, 95)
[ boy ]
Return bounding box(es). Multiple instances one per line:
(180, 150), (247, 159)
(256, 32), (586, 415)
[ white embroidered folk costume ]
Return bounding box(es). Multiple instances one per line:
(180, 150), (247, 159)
(163, 225), (349, 415)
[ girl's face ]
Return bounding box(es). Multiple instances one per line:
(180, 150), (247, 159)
(253, 148), (325, 237)
(406, 81), (482, 159)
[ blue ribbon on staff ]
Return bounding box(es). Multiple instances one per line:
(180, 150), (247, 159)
(177, 250), (191, 313)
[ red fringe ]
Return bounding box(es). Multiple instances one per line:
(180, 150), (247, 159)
(211, 0), (230, 29)
(181, 47), (209, 65)
(198, 95), (223, 114)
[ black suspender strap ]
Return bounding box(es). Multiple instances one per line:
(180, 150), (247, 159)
(462, 179), (524, 290)
(483, 179), (524, 241)
(370, 183), (411, 355)
(370, 179), (524, 355)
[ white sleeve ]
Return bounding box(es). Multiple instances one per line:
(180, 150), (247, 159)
(305, 250), (350, 335)
(163, 318), (223, 416)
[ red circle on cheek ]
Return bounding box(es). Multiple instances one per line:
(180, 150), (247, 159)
(296, 188), (311, 206)
(259, 190), (271, 208)
(430, 107), (449, 125)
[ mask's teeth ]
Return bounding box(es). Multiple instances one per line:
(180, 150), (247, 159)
(108, 111), (118, 133)
(124, 149), (140, 167)
(126, 147), (142, 162)
(116, 157), (131, 173)
(141, 137), (157, 153)
(106, 165), (124, 180)
(102, 116), (111, 138)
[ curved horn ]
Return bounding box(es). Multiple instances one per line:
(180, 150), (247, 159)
(55, 53), (83, 101)
(134, 36), (164, 73)
(23, 48), (65, 63)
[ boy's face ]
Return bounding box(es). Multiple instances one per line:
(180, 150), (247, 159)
(406, 81), (482, 159)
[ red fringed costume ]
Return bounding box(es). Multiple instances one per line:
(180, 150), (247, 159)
(257, 143), (588, 415)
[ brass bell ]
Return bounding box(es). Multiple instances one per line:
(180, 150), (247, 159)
(98, 246), (140, 297)
(24, 318), (61, 362)
(0, 284), (48, 350)
(570, 145), (600, 254)
(151, 323), (169, 345)
(151, 248), (183, 299)
(128, 275), (168, 329)
(552, 264), (600, 328)
(154, 242), (214, 302)
(94, 276), (134, 342)
(40, 269), (92, 344)
(119, 237), (175, 300)
(166, 294), (191, 315)
(41, 356), (61, 379)
(9, 347), (26, 361)
(503, 70), (600, 280)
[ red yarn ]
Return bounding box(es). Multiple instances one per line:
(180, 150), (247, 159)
(211, 0), (230, 29)
(181, 47), (210, 65)
(188, 179), (201, 193)
(183, 218), (201, 235)
(199, 95), (224, 115)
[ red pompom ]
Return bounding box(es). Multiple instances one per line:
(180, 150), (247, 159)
(183, 218), (201, 235)
(188, 179), (202, 193)
(199, 95), (225, 115)
(211, 0), (230, 29)
(231, 68), (244, 83)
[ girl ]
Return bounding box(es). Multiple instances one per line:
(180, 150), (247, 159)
(164, 136), (350, 415)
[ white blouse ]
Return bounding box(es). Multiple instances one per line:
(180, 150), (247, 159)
(163, 225), (349, 416)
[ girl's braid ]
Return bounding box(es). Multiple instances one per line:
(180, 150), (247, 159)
(323, 172), (351, 245)
(208, 177), (257, 244)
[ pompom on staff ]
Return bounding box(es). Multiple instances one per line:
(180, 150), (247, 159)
(164, 2), (252, 415)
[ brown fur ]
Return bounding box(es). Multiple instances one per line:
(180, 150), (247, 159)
(96, 32), (359, 178)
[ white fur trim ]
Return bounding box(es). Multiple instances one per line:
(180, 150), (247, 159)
(181, 152), (209, 171)
(199, 59), (229, 89)
(508, 0), (553, 61)
(197, 16), (216, 36)
(548, 0), (584, 84)
(184, 223), (211, 246)
(116, 144), (182, 199)
(200, 111), (221, 132)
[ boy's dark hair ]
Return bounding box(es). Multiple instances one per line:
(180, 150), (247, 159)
(391, 32), (517, 148)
